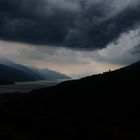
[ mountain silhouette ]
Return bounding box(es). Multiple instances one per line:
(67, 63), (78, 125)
(0, 61), (139, 139)
(0, 64), (36, 82)
(0, 58), (44, 81)
(30, 66), (72, 81)
(0, 58), (71, 81)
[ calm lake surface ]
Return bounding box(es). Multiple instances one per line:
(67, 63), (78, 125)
(0, 80), (62, 93)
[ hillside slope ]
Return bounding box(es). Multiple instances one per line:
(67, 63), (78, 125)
(0, 58), (71, 81)
(30, 67), (72, 81)
(0, 64), (36, 82)
(0, 61), (140, 139)
(0, 58), (44, 81)
(32, 61), (140, 96)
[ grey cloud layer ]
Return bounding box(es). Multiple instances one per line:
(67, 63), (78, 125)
(0, 0), (140, 50)
(131, 43), (140, 54)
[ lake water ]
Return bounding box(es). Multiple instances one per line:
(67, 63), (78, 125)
(0, 80), (62, 93)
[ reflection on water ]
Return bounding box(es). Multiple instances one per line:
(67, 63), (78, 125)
(0, 80), (62, 93)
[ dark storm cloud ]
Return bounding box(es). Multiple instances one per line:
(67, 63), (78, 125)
(0, 0), (140, 50)
(0, 0), (75, 45)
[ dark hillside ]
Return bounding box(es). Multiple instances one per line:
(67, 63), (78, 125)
(0, 64), (36, 82)
(0, 61), (140, 139)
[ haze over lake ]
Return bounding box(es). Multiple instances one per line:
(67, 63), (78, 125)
(0, 80), (61, 93)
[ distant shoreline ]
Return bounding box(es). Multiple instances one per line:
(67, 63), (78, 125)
(0, 80), (62, 93)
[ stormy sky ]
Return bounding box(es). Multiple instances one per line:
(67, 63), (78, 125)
(0, 0), (140, 78)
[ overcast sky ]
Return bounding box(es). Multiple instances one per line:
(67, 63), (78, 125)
(0, 0), (140, 78)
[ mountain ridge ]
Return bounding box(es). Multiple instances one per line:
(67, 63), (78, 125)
(30, 66), (72, 80)
(0, 64), (36, 82)
(0, 58), (71, 82)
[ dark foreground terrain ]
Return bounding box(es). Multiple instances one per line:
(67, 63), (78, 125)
(0, 61), (140, 140)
